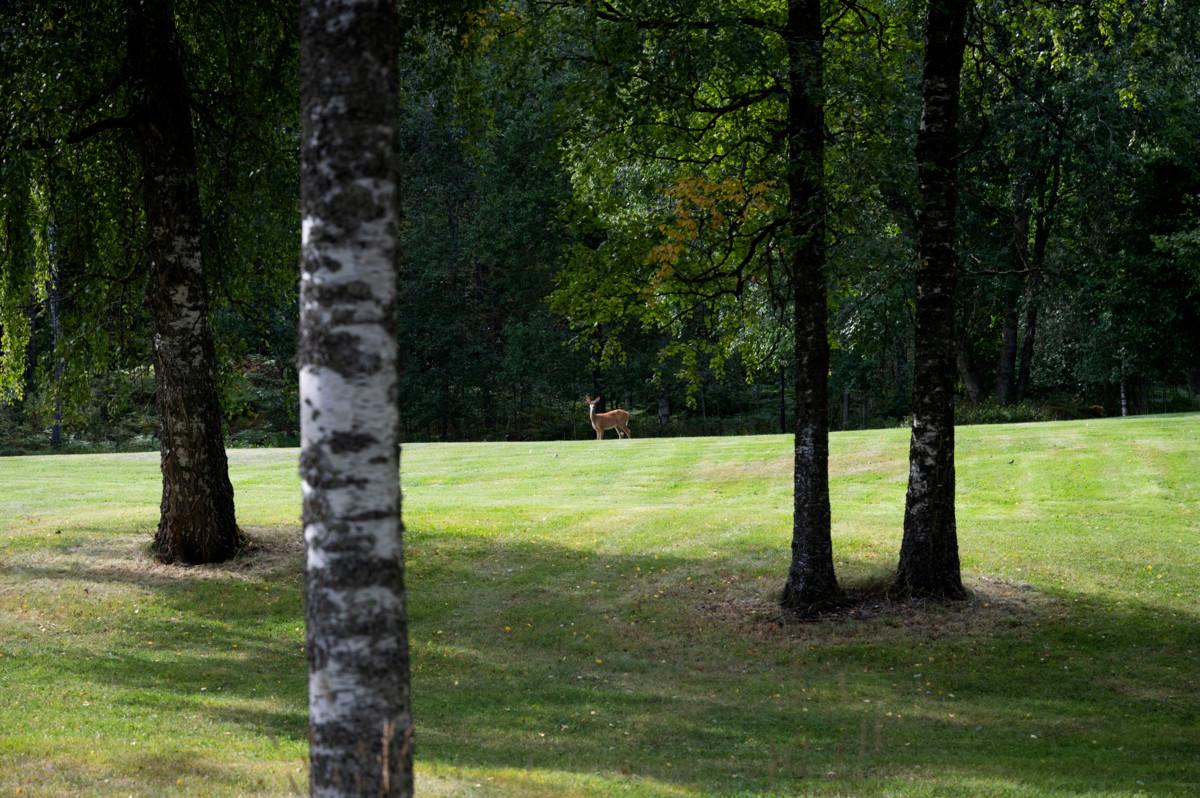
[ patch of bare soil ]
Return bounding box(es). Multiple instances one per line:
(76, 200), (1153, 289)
(685, 574), (1064, 646)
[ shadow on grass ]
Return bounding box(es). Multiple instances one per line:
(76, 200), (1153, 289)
(8, 527), (310, 758)
(404, 530), (1200, 796)
(8, 527), (1200, 796)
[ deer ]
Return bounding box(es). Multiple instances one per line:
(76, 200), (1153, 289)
(585, 395), (632, 440)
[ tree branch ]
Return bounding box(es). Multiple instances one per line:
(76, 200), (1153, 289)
(582, 0), (783, 35)
(23, 113), (134, 151)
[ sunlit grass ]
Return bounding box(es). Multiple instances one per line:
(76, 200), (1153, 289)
(1, 414), (1197, 795)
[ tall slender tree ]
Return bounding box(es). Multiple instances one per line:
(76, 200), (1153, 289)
(780, 0), (840, 612)
(126, 0), (243, 564)
(0, 0), (248, 563)
(893, 0), (970, 600)
(299, 0), (412, 794)
(537, 0), (845, 610)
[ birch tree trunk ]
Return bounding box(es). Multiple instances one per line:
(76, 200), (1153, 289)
(893, 0), (969, 600)
(127, 0), (243, 564)
(780, 0), (840, 613)
(299, 0), (412, 795)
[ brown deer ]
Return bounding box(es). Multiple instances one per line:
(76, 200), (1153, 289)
(585, 396), (632, 440)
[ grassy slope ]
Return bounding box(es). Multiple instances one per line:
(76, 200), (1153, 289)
(0, 415), (1197, 796)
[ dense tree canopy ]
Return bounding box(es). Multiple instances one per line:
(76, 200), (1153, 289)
(1, 0), (1197, 455)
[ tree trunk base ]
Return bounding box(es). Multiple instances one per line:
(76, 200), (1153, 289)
(154, 522), (246, 566)
(780, 575), (843, 616)
(887, 569), (967, 602)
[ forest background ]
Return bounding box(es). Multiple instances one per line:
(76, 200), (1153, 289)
(1, 0), (1198, 455)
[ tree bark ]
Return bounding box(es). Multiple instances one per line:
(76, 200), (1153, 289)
(590, 331), (607, 415)
(299, 0), (412, 795)
(1014, 277), (1039, 402)
(780, 0), (840, 613)
(1014, 155), (1060, 403)
(995, 189), (1029, 404)
(995, 280), (1020, 403)
(956, 345), (983, 404)
(46, 219), (64, 449)
(49, 260), (64, 450)
(126, 0), (242, 564)
(893, 0), (969, 601)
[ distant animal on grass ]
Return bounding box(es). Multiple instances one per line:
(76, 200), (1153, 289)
(585, 395), (632, 440)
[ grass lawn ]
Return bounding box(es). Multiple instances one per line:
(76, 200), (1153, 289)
(1, 414), (1198, 796)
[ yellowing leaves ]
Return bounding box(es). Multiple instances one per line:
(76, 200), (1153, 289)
(645, 176), (776, 272)
(460, 6), (525, 51)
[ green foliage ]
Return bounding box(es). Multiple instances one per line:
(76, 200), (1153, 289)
(953, 0), (1200, 402)
(955, 399), (1051, 426)
(391, 3), (594, 440)
(2, 0), (1197, 442)
(0, 358), (303, 454)
(0, 163), (33, 401)
(0, 0), (300, 442)
(0, 367), (154, 454)
(548, 0), (927, 407)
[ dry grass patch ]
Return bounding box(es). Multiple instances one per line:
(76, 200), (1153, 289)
(675, 573), (1064, 648)
(3, 525), (302, 587)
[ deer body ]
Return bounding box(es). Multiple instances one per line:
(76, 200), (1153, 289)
(586, 396), (631, 440)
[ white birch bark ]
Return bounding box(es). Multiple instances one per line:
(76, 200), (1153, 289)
(300, 0), (411, 794)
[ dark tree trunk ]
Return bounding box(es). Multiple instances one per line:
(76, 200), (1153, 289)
(127, 0), (242, 564)
(956, 345), (983, 404)
(995, 281), (1020, 404)
(893, 0), (969, 601)
(1014, 282), (1039, 402)
(658, 394), (670, 429)
(997, 170), (1031, 405)
(780, 0), (840, 612)
(1130, 377), (1149, 414)
(300, 0), (412, 795)
(591, 365), (606, 413)
(1014, 156), (1059, 403)
(45, 217), (64, 449)
(49, 258), (64, 450)
(994, 225), (1025, 404)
